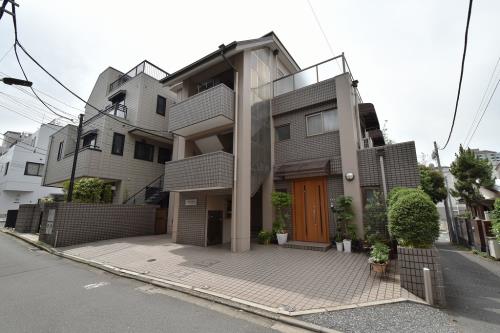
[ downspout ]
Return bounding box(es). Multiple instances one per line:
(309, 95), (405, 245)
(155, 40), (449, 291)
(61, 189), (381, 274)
(219, 44), (239, 252)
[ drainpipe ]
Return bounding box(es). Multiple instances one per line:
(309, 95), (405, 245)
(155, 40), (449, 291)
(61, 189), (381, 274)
(377, 149), (388, 200)
(219, 44), (239, 252)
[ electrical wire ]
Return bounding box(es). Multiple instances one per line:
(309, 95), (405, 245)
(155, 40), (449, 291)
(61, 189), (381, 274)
(0, 45), (13, 64)
(0, 102), (63, 134)
(0, 133), (48, 154)
(465, 77), (500, 147)
(440, 0), (473, 150)
(463, 56), (500, 146)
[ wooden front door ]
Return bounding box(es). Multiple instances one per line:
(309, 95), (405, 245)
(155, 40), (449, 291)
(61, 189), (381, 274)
(293, 177), (329, 243)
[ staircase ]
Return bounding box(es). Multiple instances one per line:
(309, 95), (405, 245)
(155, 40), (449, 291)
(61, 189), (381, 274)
(123, 174), (169, 206)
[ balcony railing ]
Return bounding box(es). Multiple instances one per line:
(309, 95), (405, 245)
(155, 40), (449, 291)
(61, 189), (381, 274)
(164, 151), (234, 191)
(273, 54), (361, 102)
(109, 60), (169, 93)
(105, 103), (127, 119)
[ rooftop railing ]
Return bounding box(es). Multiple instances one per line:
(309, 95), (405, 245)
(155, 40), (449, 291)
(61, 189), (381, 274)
(109, 60), (169, 93)
(273, 53), (362, 102)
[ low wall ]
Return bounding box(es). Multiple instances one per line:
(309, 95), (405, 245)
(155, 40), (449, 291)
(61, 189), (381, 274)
(397, 246), (446, 307)
(15, 204), (38, 233)
(38, 203), (158, 247)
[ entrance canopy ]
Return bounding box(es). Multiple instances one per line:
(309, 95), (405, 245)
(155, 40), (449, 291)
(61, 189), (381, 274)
(275, 158), (330, 180)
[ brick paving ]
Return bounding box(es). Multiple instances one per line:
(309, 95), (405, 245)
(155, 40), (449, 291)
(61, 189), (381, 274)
(60, 235), (421, 314)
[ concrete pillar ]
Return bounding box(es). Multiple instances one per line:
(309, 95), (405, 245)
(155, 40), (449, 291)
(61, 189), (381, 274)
(335, 73), (365, 238)
(231, 51), (251, 252)
(168, 135), (185, 242)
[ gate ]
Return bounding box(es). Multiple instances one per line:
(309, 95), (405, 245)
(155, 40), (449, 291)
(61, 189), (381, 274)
(5, 210), (18, 228)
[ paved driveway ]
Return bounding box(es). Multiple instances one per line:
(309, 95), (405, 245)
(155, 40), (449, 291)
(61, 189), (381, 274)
(60, 235), (420, 315)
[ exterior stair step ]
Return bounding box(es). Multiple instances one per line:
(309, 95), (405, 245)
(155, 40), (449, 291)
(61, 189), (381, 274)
(282, 241), (331, 252)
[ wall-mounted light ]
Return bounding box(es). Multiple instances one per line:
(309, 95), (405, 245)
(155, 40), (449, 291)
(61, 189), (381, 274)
(345, 172), (355, 181)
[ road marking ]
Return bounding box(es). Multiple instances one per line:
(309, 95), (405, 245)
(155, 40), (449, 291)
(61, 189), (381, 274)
(83, 282), (109, 290)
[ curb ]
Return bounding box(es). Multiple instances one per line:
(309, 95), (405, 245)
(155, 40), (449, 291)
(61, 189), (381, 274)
(1, 229), (340, 333)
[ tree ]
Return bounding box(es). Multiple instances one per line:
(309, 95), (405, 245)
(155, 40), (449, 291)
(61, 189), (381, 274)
(449, 145), (494, 208)
(63, 178), (113, 203)
(271, 191), (292, 234)
(382, 120), (395, 145)
(419, 165), (447, 204)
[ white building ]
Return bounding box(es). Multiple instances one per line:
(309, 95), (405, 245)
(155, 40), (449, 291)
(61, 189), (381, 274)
(471, 149), (500, 168)
(436, 166), (466, 221)
(0, 123), (64, 219)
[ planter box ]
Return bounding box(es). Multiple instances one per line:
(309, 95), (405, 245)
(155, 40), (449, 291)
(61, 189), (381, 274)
(397, 246), (446, 307)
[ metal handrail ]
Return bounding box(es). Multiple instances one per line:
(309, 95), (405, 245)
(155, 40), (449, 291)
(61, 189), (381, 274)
(122, 173), (164, 204)
(105, 103), (128, 118)
(109, 60), (169, 93)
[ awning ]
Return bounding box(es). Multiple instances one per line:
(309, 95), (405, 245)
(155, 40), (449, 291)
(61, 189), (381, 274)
(275, 158), (330, 179)
(359, 103), (380, 130)
(128, 128), (173, 145)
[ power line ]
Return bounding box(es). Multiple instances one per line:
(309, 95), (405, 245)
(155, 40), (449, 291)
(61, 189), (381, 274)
(0, 133), (48, 154)
(0, 102), (62, 136)
(306, 0), (343, 71)
(0, 45), (13, 64)
(465, 77), (500, 147)
(463, 56), (500, 145)
(439, 0), (473, 150)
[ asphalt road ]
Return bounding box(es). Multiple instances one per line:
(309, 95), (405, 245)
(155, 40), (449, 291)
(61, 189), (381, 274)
(0, 233), (305, 333)
(437, 241), (500, 333)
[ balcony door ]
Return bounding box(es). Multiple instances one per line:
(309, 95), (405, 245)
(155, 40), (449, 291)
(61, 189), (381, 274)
(293, 177), (329, 243)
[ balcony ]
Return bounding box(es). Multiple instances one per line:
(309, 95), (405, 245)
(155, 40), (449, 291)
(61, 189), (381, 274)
(105, 103), (128, 119)
(168, 84), (234, 137)
(109, 60), (169, 93)
(164, 151), (234, 192)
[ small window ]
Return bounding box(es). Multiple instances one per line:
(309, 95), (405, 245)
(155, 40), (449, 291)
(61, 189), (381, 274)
(275, 124), (290, 142)
(134, 141), (154, 162)
(111, 133), (125, 156)
(306, 109), (338, 136)
(24, 162), (44, 176)
(57, 141), (64, 161)
(4, 162), (9, 175)
(156, 95), (166, 116)
(82, 132), (97, 148)
(158, 147), (171, 164)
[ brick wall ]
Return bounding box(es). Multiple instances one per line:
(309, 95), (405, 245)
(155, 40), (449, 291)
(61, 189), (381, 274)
(176, 192), (208, 247)
(15, 204), (37, 233)
(38, 203), (157, 247)
(397, 246), (446, 307)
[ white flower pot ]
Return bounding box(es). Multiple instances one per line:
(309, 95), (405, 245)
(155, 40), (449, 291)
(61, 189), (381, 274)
(487, 237), (500, 259)
(343, 239), (352, 253)
(336, 241), (344, 252)
(277, 233), (288, 245)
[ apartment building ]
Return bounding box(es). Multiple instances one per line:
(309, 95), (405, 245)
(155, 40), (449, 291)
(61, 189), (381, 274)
(162, 32), (420, 252)
(43, 61), (176, 205)
(471, 149), (500, 168)
(0, 124), (63, 218)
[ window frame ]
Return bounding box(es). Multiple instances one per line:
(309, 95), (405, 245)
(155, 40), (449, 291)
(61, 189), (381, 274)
(157, 147), (171, 164)
(24, 162), (44, 176)
(111, 133), (125, 156)
(82, 132), (97, 148)
(305, 109), (338, 137)
(134, 141), (154, 162)
(156, 95), (167, 116)
(57, 141), (64, 161)
(4, 162), (9, 175)
(275, 124), (291, 142)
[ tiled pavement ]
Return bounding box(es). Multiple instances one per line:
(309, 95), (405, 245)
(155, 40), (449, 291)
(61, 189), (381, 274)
(60, 235), (421, 314)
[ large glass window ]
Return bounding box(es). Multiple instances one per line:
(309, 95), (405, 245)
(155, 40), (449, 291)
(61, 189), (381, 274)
(156, 95), (166, 116)
(134, 141), (154, 162)
(82, 132), (97, 148)
(275, 124), (291, 142)
(24, 162), (44, 176)
(158, 147), (171, 164)
(306, 110), (338, 136)
(111, 133), (125, 156)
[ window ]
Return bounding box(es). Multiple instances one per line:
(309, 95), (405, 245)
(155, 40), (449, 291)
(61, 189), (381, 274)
(156, 95), (167, 116)
(4, 162), (9, 175)
(158, 147), (171, 164)
(275, 124), (290, 142)
(111, 133), (125, 156)
(197, 78), (220, 93)
(306, 110), (338, 136)
(134, 141), (154, 161)
(82, 132), (97, 148)
(24, 162), (44, 176)
(57, 141), (64, 161)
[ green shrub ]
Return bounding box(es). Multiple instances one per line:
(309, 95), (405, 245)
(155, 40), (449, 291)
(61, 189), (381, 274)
(271, 191), (292, 234)
(336, 196), (354, 239)
(388, 188), (439, 248)
(491, 199), (500, 241)
(387, 187), (413, 207)
(257, 230), (273, 244)
(63, 178), (113, 203)
(369, 242), (390, 264)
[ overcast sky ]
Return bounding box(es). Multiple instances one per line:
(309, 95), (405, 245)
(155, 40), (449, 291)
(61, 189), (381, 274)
(0, 0), (499, 165)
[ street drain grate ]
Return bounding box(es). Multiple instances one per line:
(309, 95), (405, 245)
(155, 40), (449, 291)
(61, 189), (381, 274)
(147, 258), (157, 262)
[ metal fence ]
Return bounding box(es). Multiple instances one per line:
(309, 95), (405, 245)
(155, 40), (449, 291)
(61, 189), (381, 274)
(109, 61), (169, 93)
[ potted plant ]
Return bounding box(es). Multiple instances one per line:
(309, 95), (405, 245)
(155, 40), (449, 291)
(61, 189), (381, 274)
(272, 191), (292, 245)
(335, 230), (344, 251)
(257, 230), (272, 245)
(336, 196), (355, 253)
(369, 242), (390, 273)
(344, 223), (357, 253)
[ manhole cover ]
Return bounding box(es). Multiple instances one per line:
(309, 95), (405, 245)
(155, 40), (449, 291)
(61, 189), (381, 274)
(147, 258), (156, 262)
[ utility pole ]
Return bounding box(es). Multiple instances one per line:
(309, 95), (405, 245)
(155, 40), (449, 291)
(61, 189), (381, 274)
(433, 141), (455, 243)
(67, 114), (84, 202)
